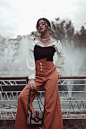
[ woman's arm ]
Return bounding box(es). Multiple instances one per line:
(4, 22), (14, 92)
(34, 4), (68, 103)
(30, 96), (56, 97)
(27, 39), (36, 90)
(27, 40), (36, 79)
(54, 40), (65, 77)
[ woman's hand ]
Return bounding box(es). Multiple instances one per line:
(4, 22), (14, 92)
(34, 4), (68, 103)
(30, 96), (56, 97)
(29, 79), (36, 90)
(58, 72), (61, 79)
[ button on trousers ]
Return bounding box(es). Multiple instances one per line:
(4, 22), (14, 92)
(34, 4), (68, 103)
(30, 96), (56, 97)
(14, 58), (63, 129)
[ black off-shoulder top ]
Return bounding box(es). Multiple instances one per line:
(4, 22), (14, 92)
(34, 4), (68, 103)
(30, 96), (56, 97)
(34, 45), (56, 61)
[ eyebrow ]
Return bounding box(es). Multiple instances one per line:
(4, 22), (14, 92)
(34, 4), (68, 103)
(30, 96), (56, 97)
(38, 21), (45, 24)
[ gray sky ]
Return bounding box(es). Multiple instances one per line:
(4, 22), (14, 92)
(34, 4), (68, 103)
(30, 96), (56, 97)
(0, 0), (86, 38)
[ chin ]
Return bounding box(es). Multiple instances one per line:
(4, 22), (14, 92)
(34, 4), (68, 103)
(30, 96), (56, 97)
(39, 30), (44, 33)
(40, 30), (46, 34)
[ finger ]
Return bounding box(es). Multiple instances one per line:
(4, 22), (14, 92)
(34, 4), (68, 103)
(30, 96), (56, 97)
(33, 83), (36, 90)
(30, 85), (32, 89)
(30, 85), (33, 90)
(33, 86), (36, 90)
(28, 84), (31, 88)
(28, 80), (30, 85)
(31, 87), (33, 90)
(28, 81), (30, 88)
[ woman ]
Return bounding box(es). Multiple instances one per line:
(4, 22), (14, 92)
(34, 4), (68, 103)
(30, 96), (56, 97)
(14, 18), (65, 129)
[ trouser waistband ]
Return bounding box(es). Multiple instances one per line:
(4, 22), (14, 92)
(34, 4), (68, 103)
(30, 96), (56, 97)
(35, 58), (56, 76)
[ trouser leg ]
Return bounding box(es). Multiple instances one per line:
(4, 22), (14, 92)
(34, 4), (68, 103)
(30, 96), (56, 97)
(42, 69), (63, 129)
(14, 79), (44, 129)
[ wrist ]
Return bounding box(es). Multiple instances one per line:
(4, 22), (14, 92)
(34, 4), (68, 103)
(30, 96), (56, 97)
(30, 79), (35, 81)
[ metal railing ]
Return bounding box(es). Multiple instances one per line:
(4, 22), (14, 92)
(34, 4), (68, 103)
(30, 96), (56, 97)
(0, 76), (86, 120)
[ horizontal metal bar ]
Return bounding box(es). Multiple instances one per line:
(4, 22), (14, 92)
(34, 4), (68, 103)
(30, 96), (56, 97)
(0, 76), (86, 79)
(0, 100), (86, 102)
(59, 78), (86, 80)
(0, 79), (86, 81)
(63, 118), (86, 119)
(0, 77), (28, 79)
(0, 84), (85, 86)
(0, 100), (17, 102)
(0, 108), (86, 112)
(0, 117), (85, 120)
(0, 84), (26, 86)
(58, 83), (86, 86)
(61, 100), (86, 101)
(62, 109), (86, 111)
(0, 91), (86, 93)
(0, 79), (26, 81)
(59, 91), (86, 92)
(0, 91), (21, 93)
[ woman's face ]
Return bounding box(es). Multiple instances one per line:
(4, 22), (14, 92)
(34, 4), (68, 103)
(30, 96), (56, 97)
(37, 20), (49, 33)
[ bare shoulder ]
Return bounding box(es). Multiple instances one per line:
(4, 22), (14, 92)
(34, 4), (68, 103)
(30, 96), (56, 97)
(51, 38), (57, 42)
(51, 38), (60, 43)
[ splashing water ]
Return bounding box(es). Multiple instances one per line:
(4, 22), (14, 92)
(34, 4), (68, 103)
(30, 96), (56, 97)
(0, 36), (30, 76)
(62, 41), (86, 98)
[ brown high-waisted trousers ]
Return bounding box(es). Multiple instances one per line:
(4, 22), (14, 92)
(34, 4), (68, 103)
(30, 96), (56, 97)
(14, 58), (63, 129)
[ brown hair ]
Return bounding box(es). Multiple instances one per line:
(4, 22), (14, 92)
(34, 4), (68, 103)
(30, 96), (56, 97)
(36, 18), (51, 30)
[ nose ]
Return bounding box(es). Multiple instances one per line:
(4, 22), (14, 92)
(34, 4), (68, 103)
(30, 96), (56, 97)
(40, 24), (43, 27)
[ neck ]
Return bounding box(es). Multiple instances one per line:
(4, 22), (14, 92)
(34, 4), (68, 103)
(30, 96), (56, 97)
(41, 31), (50, 39)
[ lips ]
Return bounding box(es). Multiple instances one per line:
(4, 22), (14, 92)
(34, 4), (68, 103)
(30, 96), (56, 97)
(40, 28), (43, 30)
